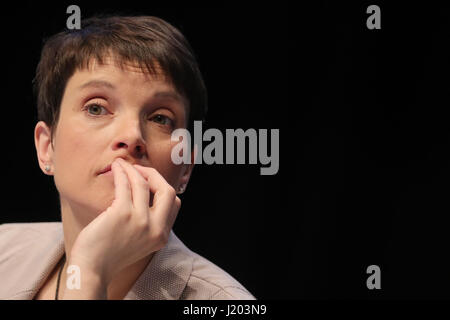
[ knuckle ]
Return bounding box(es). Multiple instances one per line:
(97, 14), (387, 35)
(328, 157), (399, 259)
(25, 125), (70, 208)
(174, 196), (181, 210)
(119, 204), (133, 219)
(137, 178), (149, 190)
(166, 186), (176, 199)
(136, 217), (149, 232)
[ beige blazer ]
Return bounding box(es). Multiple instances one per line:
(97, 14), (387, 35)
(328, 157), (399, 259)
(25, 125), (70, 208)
(0, 222), (255, 300)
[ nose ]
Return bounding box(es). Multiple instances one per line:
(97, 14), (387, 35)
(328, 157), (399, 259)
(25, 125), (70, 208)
(113, 117), (147, 159)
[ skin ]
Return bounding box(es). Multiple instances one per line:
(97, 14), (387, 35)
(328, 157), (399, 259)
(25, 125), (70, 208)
(34, 56), (196, 299)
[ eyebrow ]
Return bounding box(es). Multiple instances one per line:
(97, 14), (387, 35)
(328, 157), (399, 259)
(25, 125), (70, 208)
(78, 80), (116, 90)
(153, 91), (183, 102)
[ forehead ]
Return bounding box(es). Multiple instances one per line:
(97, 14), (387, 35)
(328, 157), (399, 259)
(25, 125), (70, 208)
(68, 56), (172, 89)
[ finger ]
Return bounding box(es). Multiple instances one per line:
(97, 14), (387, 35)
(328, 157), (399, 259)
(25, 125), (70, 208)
(132, 164), (170, 195)
(115, 158), (150, 217)
(111, 160), (132, 208)
(162, 196), (181, 239)
(133, 164), (177, 229)
(169, 196), (181, 228)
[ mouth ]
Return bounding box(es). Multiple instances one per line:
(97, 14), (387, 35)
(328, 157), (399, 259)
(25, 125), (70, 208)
(98, 164), (112, 175)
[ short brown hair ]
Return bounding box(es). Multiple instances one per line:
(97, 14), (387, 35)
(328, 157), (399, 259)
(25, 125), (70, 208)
(33, 15), (208, 141)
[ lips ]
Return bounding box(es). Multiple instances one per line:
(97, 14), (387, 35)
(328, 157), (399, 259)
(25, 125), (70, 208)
(98, 158), (139, 175)
(98, 164), (112, 175)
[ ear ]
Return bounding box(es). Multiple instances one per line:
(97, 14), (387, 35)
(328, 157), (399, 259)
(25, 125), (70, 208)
(34, 121), (54, 176)
(177, 144), (198, 194)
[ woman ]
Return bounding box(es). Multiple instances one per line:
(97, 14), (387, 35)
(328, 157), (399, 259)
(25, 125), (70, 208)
(0, 15), (255, 300)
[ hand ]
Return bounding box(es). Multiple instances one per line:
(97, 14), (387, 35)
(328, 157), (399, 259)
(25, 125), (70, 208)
(68, 158), (181, 287)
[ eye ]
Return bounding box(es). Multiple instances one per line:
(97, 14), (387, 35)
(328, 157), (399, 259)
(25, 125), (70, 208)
(84, 103), (108, 116)
(151, 114), (174, 127)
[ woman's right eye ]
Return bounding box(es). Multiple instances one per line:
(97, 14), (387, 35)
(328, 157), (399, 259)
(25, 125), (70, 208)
(84, 104), (108, 116)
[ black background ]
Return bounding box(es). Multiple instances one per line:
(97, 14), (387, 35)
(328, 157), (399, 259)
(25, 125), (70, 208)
(1, 1), (450, 300)
(304, 1), (450, 299)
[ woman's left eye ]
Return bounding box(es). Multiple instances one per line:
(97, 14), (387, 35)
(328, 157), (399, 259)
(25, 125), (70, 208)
(151, 114), (173, 126)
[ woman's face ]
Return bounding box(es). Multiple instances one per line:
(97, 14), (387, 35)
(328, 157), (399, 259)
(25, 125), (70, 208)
(40, 57), (192, 220)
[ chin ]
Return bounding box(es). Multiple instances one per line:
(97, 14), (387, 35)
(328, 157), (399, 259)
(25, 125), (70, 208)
(90, 195), (115, 215)
(66, 194), (115, 222)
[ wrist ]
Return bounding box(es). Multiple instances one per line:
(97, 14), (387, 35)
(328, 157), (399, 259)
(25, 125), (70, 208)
(68, 247), (110, 282)
(61, 257), (109, 299)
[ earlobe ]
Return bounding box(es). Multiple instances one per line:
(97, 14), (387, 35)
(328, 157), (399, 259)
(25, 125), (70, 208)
(177, 183), (186, 194)
(34, 121), (54, 175)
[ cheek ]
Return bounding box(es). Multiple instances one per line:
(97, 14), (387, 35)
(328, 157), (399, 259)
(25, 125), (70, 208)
(53, 124), (88, 165)
(52, 120), (99, 188)
(147, 140), (185, 186)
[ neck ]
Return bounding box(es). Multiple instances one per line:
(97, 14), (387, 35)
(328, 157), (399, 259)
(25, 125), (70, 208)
(58, 199), (154, 300)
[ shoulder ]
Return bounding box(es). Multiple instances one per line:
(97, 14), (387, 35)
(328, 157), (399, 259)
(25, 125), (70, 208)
(185, 253), (256, 299)
(0, 222), (62, 245)
(170, 234), (255, 300)
(0, 222), (64, 299)
(0, 222), (63, 263)
(0, 221), (62, 232)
